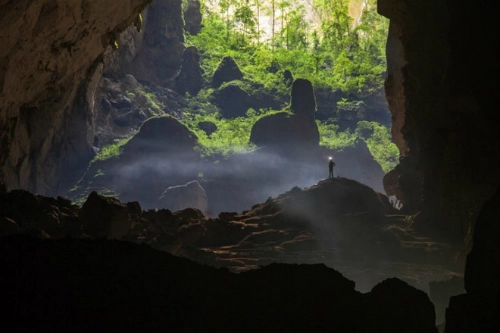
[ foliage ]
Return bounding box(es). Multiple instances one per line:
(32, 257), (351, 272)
(317, 121), (357, 150)
(92, 137), (132, 162)
(180, 0), (397, 171)
(318, 120), (399, 173)
(189, 0), (388, 94)
(355, 121), (399, 172)
(180, 108), (285, 158)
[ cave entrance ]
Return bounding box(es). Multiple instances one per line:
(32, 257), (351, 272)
(71, 0), (398, 215)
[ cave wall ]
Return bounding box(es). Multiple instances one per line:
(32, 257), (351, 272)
(103, 0), (185, 84)
(379, 0), (499, 241)
(0, 0), (153, 195)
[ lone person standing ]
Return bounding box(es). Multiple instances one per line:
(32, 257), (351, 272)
(328, 157), (335, 178)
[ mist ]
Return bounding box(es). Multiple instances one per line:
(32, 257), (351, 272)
(108, 141), (384, 216)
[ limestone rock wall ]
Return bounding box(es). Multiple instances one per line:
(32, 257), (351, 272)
(0, 0), (153, 195)
(379, 0), (499, 241)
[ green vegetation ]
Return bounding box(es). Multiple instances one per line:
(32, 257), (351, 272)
(179, 0), (398, 170)
(180, 108), (286, 158)
(92, 137), (132, 162)
(317, 120), (397, 172)
(356, 121), (399, 172)
(188, 0), (388, 94)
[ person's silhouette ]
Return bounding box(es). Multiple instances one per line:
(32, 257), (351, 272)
(328, 158), (335, 178)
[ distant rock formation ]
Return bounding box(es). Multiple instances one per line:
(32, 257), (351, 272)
(122, 115), (198, 155)
(159, 180), (208, 213)
(183, 0), (202, 35)
(212, 82), (249, 118)
(123, 0), (186, 84)
(290, 78), (316, 120)
(250, 78), (319, 152)
(175, 46), (204, 96)
(212, 56), (243, 88)
(335, 140), (386, 193)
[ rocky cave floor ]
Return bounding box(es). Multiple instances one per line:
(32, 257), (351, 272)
(0, 177), (466, 330)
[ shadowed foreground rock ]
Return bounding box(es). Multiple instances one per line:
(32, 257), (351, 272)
(0, 235), (437, 332)
(444, 187), (500, 333)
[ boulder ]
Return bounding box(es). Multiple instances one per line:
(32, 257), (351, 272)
(159, 180), (208, 213)
(250, 79), (319, 152)
(175, 46), (204, 96)
(122, 116), (198, 155)
(250, 78), (319, 151)
(198, 121), (217, 135)
(122, 74), (140, 90)
(79, 191), (131, 239)
(212, 82), (249, 118)
(212, 56), (243, 88)
(249, 111), (319, 150)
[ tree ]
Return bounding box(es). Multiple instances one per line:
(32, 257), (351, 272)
(253, 0), (264, 44)
(235, 2), (256, 46)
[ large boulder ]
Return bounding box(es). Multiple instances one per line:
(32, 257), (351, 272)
(175, 46), (204, 96)
(158, 180), (208, 213)
(212, 82), (250, 118)
(212, 56), (243, 88)
(122, 116), (198, 155)
(250, 79), (319, 151)
(249, 111), (319, 149)
(79, 191), (132, 239)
